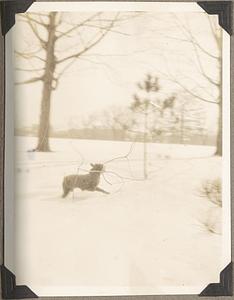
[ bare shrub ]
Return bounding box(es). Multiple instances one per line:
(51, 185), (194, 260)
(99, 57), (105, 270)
(198, 178), (222, 207)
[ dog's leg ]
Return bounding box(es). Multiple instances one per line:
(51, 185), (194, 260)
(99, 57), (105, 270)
(62, 188), (70, 198)
(62, 179), (70, 198)
(95, 186), (110, 194)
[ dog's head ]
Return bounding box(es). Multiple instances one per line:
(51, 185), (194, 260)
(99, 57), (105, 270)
(90, 163), (105, 173)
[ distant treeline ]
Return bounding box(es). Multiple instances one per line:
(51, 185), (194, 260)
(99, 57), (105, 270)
(15, 127), (217, 146)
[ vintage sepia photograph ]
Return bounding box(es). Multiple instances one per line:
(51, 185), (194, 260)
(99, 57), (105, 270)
(6, 1), (230, 297)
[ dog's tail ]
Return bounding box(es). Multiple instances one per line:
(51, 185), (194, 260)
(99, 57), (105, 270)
(62, 178), (70, 198)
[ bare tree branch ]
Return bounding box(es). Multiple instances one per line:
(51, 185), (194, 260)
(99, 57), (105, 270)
(20, 14), (48, 28)
(15, 50), (46, 62)
(153, 35), (219, 104)
(55, 57), (77, 80)
(151, 65), (219, 105)
(55, 12), (133, 64)
(15, 67), (45, 72)
(190, 36), (220, 60)
(171, 14), (220, 60)
(94, 12), (143, 23)
(163, 35), (219, 60)
(190, 36), (220, 87)
(15, 76), (44, 85)
(54, 29), (73, 38)
(15, 47), (43, 56)
(170, 77), (219, 104)
(104, 141), (135, 164)
(178, 74), (216, 99)
(83, 23), (130, 36)
(56, 13), (101, 39)
(56, 25), (113, 64)
(24, 12), (50, 27)
(23, 15), (47, 48)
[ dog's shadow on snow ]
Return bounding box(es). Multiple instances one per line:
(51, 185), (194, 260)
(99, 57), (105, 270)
(41, 194), (90, 202)
(63, 192), (107, 202)
(40, 190), (108, 202)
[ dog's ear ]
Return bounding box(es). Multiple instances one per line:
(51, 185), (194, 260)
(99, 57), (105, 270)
(90, 163), (94, 167)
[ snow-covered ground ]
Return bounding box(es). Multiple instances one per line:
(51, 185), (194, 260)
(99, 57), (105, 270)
(14, 137), (223, 296)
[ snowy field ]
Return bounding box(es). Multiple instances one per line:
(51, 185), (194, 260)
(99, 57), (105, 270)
(14, 137), (223, 296)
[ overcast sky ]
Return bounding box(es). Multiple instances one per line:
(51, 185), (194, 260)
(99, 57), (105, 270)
(12, 2), (221, 133)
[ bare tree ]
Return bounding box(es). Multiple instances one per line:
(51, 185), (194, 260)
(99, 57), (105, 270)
(155, 14), (222, 155)
(101, 107), (136, 140)
(15, 12), (135, 151)
(172, 95), (206, 144)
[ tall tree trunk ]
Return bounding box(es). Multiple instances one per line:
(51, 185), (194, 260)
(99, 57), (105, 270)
(215, 31), (222, 156)
(36, 13), (57, 152)
(215, 99), (222, 156)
